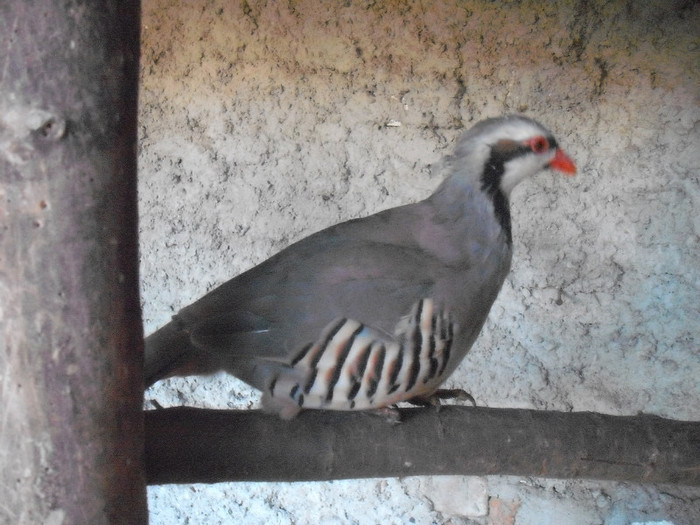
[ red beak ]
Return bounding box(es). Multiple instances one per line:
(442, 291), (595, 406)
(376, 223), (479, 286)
(549, 149), (576, 175)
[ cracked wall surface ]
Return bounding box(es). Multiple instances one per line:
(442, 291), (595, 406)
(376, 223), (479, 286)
(139, 1), (699, 523)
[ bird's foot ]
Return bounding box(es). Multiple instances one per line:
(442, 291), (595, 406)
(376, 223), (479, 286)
(365, 406), (403, 425)
(407, 388), (476, 408)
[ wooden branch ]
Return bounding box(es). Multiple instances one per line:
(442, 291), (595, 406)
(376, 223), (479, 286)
(145, 406), (699, 486)
(1, 2), (146, 523)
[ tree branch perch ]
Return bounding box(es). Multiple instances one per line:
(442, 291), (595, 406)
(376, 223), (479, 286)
(145, 406), (699, 486)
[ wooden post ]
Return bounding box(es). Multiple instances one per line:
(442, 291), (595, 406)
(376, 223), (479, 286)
(1, 2), (146, 523)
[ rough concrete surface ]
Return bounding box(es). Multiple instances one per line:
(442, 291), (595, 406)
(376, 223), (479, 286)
(139, 1), (699, 523)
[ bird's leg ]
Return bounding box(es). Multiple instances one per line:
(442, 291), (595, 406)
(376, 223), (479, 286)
(407, 388), (476, 408)
(149, 399), (165, 410)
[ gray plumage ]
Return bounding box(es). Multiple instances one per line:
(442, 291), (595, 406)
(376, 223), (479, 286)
(144, 115), (576, 418)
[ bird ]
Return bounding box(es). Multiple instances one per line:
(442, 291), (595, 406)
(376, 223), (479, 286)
(144, 115), (576, 419)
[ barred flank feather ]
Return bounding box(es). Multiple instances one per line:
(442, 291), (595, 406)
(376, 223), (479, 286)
(268, 299), (455, 411)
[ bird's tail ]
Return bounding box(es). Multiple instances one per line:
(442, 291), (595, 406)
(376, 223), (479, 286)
(144, 317), (216, 388)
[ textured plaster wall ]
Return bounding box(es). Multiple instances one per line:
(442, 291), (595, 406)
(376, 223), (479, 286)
(139, 1), (699, 523)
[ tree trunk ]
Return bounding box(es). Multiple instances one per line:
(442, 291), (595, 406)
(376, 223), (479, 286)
(0, 2), (146, 523)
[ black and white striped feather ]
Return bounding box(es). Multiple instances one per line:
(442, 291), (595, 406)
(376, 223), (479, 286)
(263, 299), (455, 417)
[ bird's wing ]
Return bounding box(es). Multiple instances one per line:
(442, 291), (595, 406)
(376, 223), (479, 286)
(185, 236), (443, 360)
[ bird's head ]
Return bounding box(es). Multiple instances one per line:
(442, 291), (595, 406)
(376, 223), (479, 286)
(454, 115), (576, 198)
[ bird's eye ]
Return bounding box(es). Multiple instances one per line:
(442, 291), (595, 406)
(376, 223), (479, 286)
(528, 136), (550, 154)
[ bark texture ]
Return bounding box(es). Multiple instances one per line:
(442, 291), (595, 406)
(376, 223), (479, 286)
(0, 2), (146, 524)
(145, 407), (699, 486)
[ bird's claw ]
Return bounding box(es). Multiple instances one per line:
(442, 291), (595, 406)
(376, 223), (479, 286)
(406, 388), (476, 408)
(366, 406), (403, 425)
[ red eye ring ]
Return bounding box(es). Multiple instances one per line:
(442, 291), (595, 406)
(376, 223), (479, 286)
(528, 135), (550, 154)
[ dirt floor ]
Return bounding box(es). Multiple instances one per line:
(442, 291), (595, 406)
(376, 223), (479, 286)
(139, 1), (699, 523)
